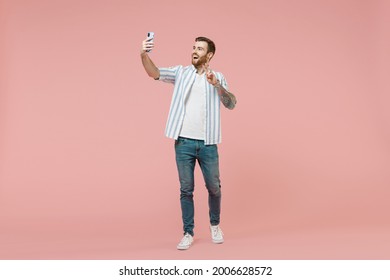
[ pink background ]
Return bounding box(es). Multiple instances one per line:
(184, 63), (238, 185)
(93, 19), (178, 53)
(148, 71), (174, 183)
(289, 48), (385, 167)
(1, 0), (390, 259)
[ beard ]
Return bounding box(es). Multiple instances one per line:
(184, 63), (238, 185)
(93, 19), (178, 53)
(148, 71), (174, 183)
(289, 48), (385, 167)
(191, 54), (208, 67)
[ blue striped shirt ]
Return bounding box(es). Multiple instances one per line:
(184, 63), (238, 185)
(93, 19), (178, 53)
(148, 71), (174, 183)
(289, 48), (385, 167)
(158, 65), (229, 145)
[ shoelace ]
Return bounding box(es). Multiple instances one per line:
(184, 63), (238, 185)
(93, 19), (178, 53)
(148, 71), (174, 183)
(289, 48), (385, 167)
(212, 226), (223, 237)
(181, 234), (192, 244)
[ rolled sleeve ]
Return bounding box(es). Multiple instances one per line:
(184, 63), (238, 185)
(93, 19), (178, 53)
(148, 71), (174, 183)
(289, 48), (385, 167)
(157, 65), (182, 84)
(220, 74), (229, 91)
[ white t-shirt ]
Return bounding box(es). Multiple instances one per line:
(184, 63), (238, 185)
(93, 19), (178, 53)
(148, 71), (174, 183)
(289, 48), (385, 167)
(179, 73), (206, 140)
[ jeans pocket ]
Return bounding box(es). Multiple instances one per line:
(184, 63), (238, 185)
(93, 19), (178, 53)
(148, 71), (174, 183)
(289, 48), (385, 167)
(175, 137), (188, 147)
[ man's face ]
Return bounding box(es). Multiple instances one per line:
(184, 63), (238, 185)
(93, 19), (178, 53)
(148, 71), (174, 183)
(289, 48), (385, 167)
(191, 41), (209, 67)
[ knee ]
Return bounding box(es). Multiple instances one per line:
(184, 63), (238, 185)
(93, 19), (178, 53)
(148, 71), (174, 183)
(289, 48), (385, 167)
(180, 186), (194, 198)
(207, 184), (221, 197)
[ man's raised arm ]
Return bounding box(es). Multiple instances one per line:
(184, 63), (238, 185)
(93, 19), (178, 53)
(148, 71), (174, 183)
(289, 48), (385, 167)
(140, 37), (160, 79)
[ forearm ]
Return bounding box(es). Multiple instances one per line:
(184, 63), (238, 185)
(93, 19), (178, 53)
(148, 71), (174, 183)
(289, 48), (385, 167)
(140, 52), (160, 79)
(214, 82), (237, 110)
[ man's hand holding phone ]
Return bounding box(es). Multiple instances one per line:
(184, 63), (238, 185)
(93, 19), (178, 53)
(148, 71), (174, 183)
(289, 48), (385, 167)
(141, 32), (155, 54)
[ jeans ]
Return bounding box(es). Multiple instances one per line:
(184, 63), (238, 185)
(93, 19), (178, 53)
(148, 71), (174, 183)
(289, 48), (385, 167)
(174, 137), (221, 236)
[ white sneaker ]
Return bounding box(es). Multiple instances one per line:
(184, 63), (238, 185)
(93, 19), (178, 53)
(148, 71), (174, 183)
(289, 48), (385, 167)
(210, 225), (224, 244)
(177, 233), (193, 250)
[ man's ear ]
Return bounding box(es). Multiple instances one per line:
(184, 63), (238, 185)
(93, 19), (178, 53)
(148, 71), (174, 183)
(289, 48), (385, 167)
(207, 52), (214, 61)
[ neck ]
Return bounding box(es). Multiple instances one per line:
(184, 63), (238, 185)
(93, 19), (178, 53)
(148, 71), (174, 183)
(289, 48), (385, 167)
(195, 65), (206, 74)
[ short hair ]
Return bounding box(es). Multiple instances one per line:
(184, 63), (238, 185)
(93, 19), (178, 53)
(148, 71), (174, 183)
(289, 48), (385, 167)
(195, 37), (216, 55)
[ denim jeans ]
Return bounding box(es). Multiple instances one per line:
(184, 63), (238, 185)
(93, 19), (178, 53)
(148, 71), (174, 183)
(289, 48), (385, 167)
(175, 137), (221, 236)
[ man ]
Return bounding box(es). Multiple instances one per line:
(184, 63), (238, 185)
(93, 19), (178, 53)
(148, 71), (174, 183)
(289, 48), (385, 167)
(140, 35), (237, 250)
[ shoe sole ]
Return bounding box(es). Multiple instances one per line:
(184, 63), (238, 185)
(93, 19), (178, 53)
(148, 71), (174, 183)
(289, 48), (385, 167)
(212, 239), (224, 244)
(177, 241), (193, 250)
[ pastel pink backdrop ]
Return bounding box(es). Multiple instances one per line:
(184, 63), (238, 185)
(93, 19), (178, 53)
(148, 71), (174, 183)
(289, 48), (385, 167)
(1, 0), (389, 259)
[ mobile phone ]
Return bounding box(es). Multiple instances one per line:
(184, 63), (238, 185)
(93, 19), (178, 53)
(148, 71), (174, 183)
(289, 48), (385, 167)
(146, 32), (154, 52)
